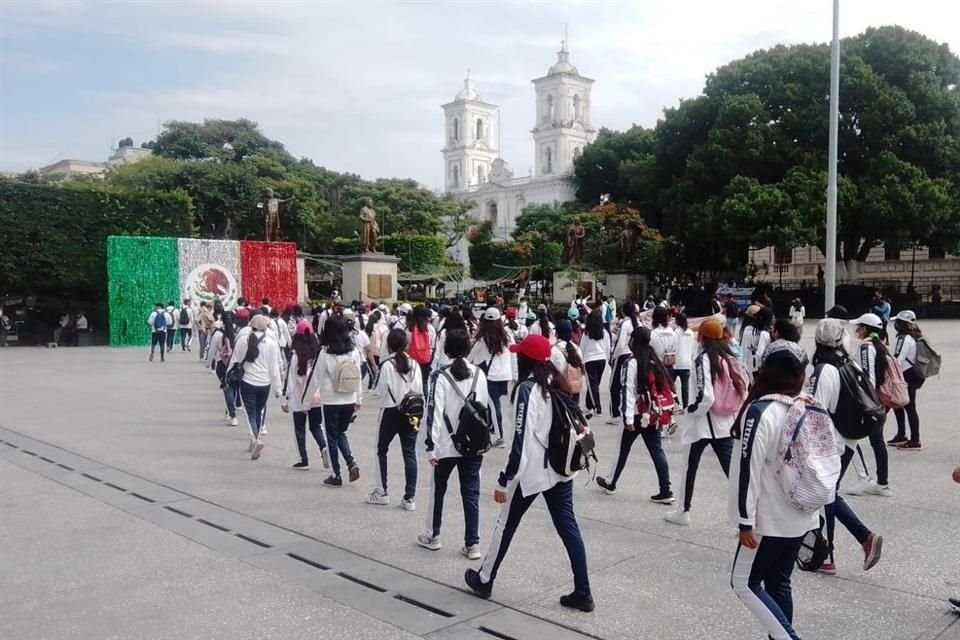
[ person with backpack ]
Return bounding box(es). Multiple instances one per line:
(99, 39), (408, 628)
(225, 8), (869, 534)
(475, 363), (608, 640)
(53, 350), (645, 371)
(464, 334), (594, 613)
(281, 321), (330, 471)
(595, 327), (675, 503)
(434, 310), (466, 370)
(197, 302), (215, 360)
(407, 306), (437, 393)
(468, 307), (517, 449)
(650, 306), (678, 374)
(420, 329), (490, 560)
(316, 316), (363, 487)
(164, 302), (178, 352)
(728, 340), (837, 640)
(176, 299), (195, 352)
(529, 306), (556, 344)
(229, 314), (283, 460)
(673, 312), (695, 407)
(580, 308), (611, 419)
(789, 298), (805, 336)
(208, 314), (240, 426)
(147, 302), (170, 362)
(607, 301), (641, 424)
(269, 308), (292, 363)
(504, 307), (528, 343)
(551, 320), (585, 405)
(665, 317), (747, 526)
(890, 310), (925, 450)
(808, 319), (884, 575)
(365, 310), (387, 390)
(343, 309), (375, 389)
(369, 328), (424, 509)
(741, 307), (772, 384)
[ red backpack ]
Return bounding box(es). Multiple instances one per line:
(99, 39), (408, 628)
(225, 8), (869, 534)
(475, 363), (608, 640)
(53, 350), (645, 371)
(635, 372), (675, 427)
(408, 328), (431, 365)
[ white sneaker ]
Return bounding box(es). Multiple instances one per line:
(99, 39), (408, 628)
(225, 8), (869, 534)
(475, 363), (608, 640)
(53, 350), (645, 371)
(845, 479), (872, 496)
(228, 417), (238, 427)
(664, 509), (690, 526)
(864, 483), (892, 498)
(460, 544), (482, 560)
(401, 497), (416, 511)
(260, 427), (268, 436)
(320, 448), (331, 470)
(251, 440), (264, 460)
(417, 533), (442, 551)
(366, 489), (390, 506)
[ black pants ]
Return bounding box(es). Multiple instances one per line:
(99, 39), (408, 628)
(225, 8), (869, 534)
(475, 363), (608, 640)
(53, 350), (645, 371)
(731, 536), (804, 640)
(673, 368), (691, 407)
(678, 437), (733, 511)
(479, 481), (591, 597)
(150, 331), (166, 358)
(376, 408), (418, 500)
(584, 360), (605, 415)
(179, 327), (192, 350)
(863, 427), (889, 486)
(293, 407), (326, 464)
(607, 422), (671, 493)
(165, 328), (176, 351)
(893, 379), (920, 443)
(823, 447), (871, 559)
(609, 354), (630, 418)
(487, 380), (509, 439)
(323, 404), (357, 478)
(425, 457), (481, 546)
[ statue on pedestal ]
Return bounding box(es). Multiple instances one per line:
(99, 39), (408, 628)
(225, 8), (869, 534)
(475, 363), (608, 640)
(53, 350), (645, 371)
(359, 197), (380, 253)
(259, 188), (294, 242)
(563, 217), (586, 265)
(619, 224), (637, 266)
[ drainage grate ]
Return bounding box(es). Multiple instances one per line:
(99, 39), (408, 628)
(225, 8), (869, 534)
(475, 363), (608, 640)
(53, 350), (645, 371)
(197, 519), (230, 532)
(163, 506), (193, 518)
(56, 463), (75, 471)
(479, 627), (518, 640)
(3, 442), (17, 448)
(336, 571), (388, 592)
(394, 594), (454, 618)
(39, 456), (56, 463)
(286, 552), (329, 571)
(22, 449), (37, 456)
(81, 473), (102, 482)
(103, 482), (127, 492)
(130, 493), (155, 503)
(234, 533), (271, 549)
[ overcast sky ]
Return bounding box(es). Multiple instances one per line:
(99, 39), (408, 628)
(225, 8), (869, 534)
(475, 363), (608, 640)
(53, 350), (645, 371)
(1, 1), (957, 189)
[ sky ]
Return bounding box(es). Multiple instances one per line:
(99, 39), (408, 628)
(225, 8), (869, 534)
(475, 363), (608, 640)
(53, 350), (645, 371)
(1, 1), (958, 189)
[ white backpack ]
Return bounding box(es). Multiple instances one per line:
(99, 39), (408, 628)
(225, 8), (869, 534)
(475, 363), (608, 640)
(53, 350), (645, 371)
(765, 393), (841, 513)
(334, 354), (362, 394)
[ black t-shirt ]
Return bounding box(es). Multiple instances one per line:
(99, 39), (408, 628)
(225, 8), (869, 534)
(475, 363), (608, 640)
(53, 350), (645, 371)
(724, 300), (739, 318)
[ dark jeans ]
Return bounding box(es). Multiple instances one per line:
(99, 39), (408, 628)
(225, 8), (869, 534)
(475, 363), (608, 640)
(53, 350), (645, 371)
(731, 536), (804, 640)
(420, 363), (432, 398)
(367, 356), (380, 390)
(609, 354), (630, 418)
(479, 480), (591, 597)
(681, 437), (733, 511)
(487, 379), (509, 439)
(584, 359), (605, 415)
(426, 456), (482, 546)
(893, 379), (920, 442)
(293, 407), (326, 464)
(323, 404), (357, 477)
(239, 381), (271, 439)
(166, 328), (175, 350)
(198, 331), (209, 359)
(216, 362), (239, 418)
(150, 331), (166, 358)
(376, 408), (418, 500)
(608, 421), (671, 493)
(865, 427), (889, 486)
(824, 447), (872, 557)
(179, 327), (192, 350)
(673, 368), (691, 406)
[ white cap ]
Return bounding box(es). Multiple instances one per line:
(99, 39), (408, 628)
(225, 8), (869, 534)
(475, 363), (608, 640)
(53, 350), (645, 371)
(399, 303), (413, 314)
(850, 313), (883, 330)
(483, 307), (502, 321)
(342, 309), (356, 321)
(895, 310), (917, 323)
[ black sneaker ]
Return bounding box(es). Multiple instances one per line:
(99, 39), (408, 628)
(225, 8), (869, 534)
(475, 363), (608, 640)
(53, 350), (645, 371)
(886, 436), (908, 447)
(348, 464), (360, 482)
(323, 475), (343, 487)
(650, 490), (676, 504)
(949, 596), (960, 611)
(292, 461), (309, 470)
(464, 569), (492, 599)
(596, 477), (616, 495)
(560, 592), (595, 612)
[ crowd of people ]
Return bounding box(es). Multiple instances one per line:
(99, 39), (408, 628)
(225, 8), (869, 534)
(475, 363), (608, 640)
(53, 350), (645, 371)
(146, 292), (951, 636)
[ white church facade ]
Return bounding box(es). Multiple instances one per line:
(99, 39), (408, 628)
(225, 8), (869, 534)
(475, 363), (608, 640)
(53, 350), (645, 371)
(443, 44), (595, 267)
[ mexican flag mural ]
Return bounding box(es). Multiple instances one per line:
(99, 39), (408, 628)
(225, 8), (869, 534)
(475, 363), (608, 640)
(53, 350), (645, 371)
(107, 236), (297, 346)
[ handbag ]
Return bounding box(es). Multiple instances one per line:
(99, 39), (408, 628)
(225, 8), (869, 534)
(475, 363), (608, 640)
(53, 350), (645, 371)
(226, 363), (244, 388)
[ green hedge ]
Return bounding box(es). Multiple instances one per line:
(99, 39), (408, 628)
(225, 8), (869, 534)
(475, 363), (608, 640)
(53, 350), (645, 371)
(382, 233), (446, 273)
(0, 179), (193, 299)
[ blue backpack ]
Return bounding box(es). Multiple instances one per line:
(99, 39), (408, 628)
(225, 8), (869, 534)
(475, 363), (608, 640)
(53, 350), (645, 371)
(153, 311), (167, 331)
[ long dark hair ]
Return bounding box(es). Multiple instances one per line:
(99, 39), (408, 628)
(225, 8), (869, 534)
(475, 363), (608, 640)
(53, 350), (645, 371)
(652, 306), (670, 328)
(622, 300), (639, 332)
(476, 318), (509, 355)
(812, 344), (847, 368)
(701, 336), (745, 394)
(731, 353), (806, 438)
(365, 310), (382, 336)
(537, 309), (552, 338)
(586, 308), (605, 341)
(221, 312), (236, 346)
(244, 332), (260, 363)
(411, 306), (430, 332)
(629, 327), (671, 391)
(292, 333), (318, 376)
(556, 321), (583, 368)
(444, 329), (471, 380)
(387, 328), (412, 375)
(894, 319), (922, 339)
(511, 353), (560, 401)
(443, 310), (467, 334)
(675, 312), (689, 331)
(322, 316), (353, 355)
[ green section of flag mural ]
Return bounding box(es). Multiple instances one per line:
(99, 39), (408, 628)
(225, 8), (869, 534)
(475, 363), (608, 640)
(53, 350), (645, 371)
(107, 236), (181, 346)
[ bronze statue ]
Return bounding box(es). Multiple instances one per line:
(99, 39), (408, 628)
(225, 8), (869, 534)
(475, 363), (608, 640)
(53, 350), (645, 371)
(359, 197), (380, 253)
(619, 224), (637, 266)
(563, 217), (586, 265)
(259, 188), (294, 242)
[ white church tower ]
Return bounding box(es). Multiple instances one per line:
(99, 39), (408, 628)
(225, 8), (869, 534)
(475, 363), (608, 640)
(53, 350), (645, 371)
(531, 42), (595, 177)
(441, 76), (499, 192)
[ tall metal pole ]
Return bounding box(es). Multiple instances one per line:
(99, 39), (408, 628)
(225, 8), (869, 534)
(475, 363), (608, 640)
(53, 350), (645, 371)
(825, 0), (840, 310)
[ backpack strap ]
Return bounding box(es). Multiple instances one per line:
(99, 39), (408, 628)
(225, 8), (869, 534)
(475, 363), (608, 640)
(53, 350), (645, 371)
(439, 368), (469, 436)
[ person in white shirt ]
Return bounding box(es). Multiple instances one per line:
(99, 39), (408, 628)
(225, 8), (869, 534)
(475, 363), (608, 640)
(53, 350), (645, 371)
(890, 310), (923, 449)
(146, 303), (170, 362)
(807, 319), (883, 576)
(366, 310), (389, 389)
(848, 313), (893, 496)
(434, 311), (467, 370)
(503, 307), (528, 343)
(789, 298), (805, 336)
(550, 320), (585, 405)
(75, 311), (88, 332)
(315, 316), (363, 487)
(741, 307), (772, 384)
(419, 329), (489, 560)
(607, 301), (641, 424)
(164, 304), (178, 352)
(468, 307), (517, 448)
(229, 314), (283, 460)
(407, 306), (438, 393)
(368, 329), (424, 510)
(528, 306), (555, 344)
(673, 313), (695, 406)
(579, 309), (610, 418)
(650, 306), (678, 373)
(728, 340), (824, 640)
(281, 321), (329, 471)
(176, 299), (195, 352)
(269, 308), (292, 359)
(208, 314), (240, 424)
(343, 309), (376, 389)
(464, 334), (594, 613)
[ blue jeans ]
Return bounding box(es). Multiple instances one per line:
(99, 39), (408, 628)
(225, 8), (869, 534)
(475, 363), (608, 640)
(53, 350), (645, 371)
(216, 362), (239, 418)
(731, 535), (804, 640)
(479, 480), (591, 597)
(487, 379), (509, 439)
(680, 437), (733, 511)
(293, 407), (326, 464)
(824, 447), (872, 556)
(375, 408), (418, 500)
(239, 381), (270, 438)
(323, 404), (357, 478)
(426, 456), (482, 546)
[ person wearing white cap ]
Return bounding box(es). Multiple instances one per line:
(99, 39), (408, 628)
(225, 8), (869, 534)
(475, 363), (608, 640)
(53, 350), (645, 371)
(890, 310), (923, 449)
(847, 313), (893, 497)
(229, 314), (283, 460)
(392, 303), (413, 331)
(468, 306), (517, 448)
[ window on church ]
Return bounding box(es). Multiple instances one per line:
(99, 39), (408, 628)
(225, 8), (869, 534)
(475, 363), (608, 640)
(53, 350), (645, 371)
(573, 146), (581, 160)
(543, 94), (554, 123)
(476, 118), (484, 141)
(487, 201), (498, 223)
(544, 148), (553, 174)
(452, 118), (459, 142)
(477, 164), (485, 183)
(451, 164), (459, 187)
(573, 94), (581, 121)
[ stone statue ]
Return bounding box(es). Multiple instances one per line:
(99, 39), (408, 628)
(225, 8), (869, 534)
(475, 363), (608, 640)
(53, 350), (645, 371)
(259, 188), (294, 242)
(619, 225), (637, 266)
(359, 197), (380, 253)
(563, 217), (586, 265)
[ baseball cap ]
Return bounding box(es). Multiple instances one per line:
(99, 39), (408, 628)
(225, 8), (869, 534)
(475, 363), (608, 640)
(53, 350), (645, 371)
(762, 339), (809, 369)
(250, 315), (271, 332)
(378, 303), (389, 313)
(698, 317), (725, 340)
(850, 313), (883, 330)
(482, 307), (502, 321)
(895, 310), (917, 323)
(815, 318), (846, 348)
(509, 334), (552, 362)
(399, 303), (413, 314)
(342, 309), (356, 322)
(537, 303), (548, 313)
(567, 307), (580, 320)
(556, 319), (573, 341)
(295, 320), (313, 335)
(234, 307), (251, 319)
(505, 307), (517, 319)
(745, 304), (761, 317)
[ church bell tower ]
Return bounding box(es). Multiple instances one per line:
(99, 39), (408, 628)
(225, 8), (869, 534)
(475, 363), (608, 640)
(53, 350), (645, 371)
(441, 75), (499, 192)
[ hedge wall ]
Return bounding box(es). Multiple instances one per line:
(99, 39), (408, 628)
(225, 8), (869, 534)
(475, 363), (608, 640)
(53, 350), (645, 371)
(382, 233), (446, 273)
(0, 179), (193, 300)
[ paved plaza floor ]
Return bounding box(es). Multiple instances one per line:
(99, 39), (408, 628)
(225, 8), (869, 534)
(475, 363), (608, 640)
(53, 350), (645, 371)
(1, 320), (959, 639)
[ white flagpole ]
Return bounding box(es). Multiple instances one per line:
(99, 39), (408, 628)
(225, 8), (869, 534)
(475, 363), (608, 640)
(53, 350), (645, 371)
(825, 0), (840, 310)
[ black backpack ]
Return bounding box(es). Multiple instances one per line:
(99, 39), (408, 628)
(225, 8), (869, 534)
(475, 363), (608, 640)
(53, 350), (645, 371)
(179, 307), (190, 325)
(812, 361), (885, 440)
(383, 358), (425, 431)
(796, 529), (832, 572)
(541, 388), (596, 477)
(441, 369), (492, 456)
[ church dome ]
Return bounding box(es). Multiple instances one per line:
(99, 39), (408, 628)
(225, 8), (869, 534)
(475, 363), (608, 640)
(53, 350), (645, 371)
(548, 47), (578, 75)
(455, 77), (481, 101)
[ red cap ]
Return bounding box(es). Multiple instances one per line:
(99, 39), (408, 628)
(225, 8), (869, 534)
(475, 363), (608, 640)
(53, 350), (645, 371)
(509, 334), (552, 362)
(505, 307), (517, 319)
(235, 307), (250, 318)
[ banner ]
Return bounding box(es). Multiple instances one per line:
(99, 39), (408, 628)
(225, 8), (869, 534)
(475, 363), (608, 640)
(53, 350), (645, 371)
(716, 286), (756, 312)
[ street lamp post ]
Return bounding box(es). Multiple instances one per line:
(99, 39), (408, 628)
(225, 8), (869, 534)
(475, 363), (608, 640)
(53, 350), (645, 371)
(825, 0), (841, 310)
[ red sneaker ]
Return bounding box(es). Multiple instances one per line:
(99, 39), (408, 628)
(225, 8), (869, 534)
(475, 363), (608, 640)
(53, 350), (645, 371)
(863, 533), (883, 571)
(817, 562), (837, 576)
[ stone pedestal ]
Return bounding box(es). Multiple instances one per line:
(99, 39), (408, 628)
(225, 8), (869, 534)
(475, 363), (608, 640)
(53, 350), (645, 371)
(605, 272), (647, 302)
(296, 254), (307, 303)
(340, 254), (401, 304)
(553, 270), (597, 305)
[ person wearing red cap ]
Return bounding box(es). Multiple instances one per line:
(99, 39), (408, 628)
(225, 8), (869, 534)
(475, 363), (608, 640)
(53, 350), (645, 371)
(503, 307), (528, 343)
(464, 334), (594, 612)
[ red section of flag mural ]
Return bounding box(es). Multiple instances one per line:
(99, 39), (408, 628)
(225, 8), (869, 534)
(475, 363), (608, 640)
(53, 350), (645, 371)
(239, 241), (298, 309)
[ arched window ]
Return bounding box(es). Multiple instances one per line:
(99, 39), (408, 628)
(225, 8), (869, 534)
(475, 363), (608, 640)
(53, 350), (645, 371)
(547, 94), (554, 121)
(544, 148), (553, 174)
(487, 200), (498, 223)
(452, 118), (459, 141)
(477, 164), (485, 183)
(476, 118), (484, 141)
(573, 146), (582, 160)
(573, 94), (581, 121)
(451, 163), (459, 187)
